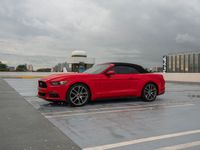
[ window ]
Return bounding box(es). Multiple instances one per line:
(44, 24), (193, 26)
(199, 54), (200, 72)
(168, 56), (171, 72)
(194, 53), (198, 72)
(110, 66), (139, 74)
(176, 55), (180, 72)
(84, 64), (110, 74)
(180, 55), (184, 72)
(189, 54), (194, 72)
(172, 55), (176, 72)
(185, 54), (189, 72)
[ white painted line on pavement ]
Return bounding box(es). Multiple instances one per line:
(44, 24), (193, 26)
(42, 102), (193, 116)
(45, 103), (194, 118)
(157, 140), (200, 150)
(42, 103), (172, 115)
(83, 129), (200, 150)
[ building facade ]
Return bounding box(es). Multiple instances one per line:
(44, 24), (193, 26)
(68, 51), (95, 72)
(163, 51), (200, 73)
(53, 62), (70, 72)
(27, 64), (34, 72)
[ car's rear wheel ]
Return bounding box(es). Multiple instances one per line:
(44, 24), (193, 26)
(142, 83), (157, 102)
(67, 83), (90, 107)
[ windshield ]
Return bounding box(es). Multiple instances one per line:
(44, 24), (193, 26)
(83, 64), (110, 74)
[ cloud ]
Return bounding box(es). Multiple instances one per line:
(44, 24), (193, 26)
(0, 0), (200, 68)
(175, 33), (196, 43)
(0, 52), (66, 69)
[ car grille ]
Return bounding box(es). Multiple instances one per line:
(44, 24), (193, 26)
(49, 92), (59, 98)
(38, 81), (47, 88)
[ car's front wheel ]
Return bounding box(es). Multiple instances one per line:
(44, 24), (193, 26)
(142, 83), (157, 102)
(67, 83), (90, 107)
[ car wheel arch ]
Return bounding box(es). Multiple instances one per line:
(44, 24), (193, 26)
(140, 82), (158, 97)
(66, 82), (92, 101)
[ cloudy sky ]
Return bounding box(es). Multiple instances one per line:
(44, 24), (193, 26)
(0, 0), (200, 69)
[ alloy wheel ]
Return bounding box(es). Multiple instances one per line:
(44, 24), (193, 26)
(143, 83), (157, 101)
(69, 84), (89, 106)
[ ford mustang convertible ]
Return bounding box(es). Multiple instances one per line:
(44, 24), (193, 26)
(38, 62), (165, 107)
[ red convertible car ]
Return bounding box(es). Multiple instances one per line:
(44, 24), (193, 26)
(38, 62), (165, 107)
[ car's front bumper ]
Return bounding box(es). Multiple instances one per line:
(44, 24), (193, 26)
(38, 81), (68, 102)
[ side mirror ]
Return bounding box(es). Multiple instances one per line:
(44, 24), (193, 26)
(106, 70), (115, 76)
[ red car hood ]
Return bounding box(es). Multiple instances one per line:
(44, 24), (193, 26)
(41, 72), (89, 82)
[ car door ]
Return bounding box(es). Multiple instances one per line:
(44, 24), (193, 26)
(97, 65), (138, 98)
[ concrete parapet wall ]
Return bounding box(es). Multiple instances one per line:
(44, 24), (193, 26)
(0, 72), (200, 83)
(163, 73), (200, 83)
(0, 72), (67, 78)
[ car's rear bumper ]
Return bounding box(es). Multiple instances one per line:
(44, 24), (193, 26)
(158, 87), (165, 95)
(159, 90), (165, 95)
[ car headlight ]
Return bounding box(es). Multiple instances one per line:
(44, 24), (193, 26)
(50, 81), (68, 86)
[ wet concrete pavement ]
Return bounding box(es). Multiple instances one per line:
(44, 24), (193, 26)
(4, 78), (200, 150)
(0, 78), (81, 150)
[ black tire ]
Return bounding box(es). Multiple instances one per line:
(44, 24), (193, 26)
(142, 83), (157, 102)
(67, 83), (90, 107)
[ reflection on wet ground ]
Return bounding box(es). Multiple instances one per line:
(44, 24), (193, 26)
(5, 79), (200, 150)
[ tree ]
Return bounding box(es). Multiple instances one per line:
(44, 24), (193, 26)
(36, 68), (51, 72)
(16, 64), (28, 72)
(0, 63), (8, 71)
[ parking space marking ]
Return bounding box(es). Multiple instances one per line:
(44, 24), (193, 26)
(167, 90), (200, 92)
(42, 102), (193, 116)
(83, 129), (200, 150)
(157, 140), (200, 150)
(44, 103), (194, 118)
(42, 104), (149, 115)
(27, 99), (43, 102)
